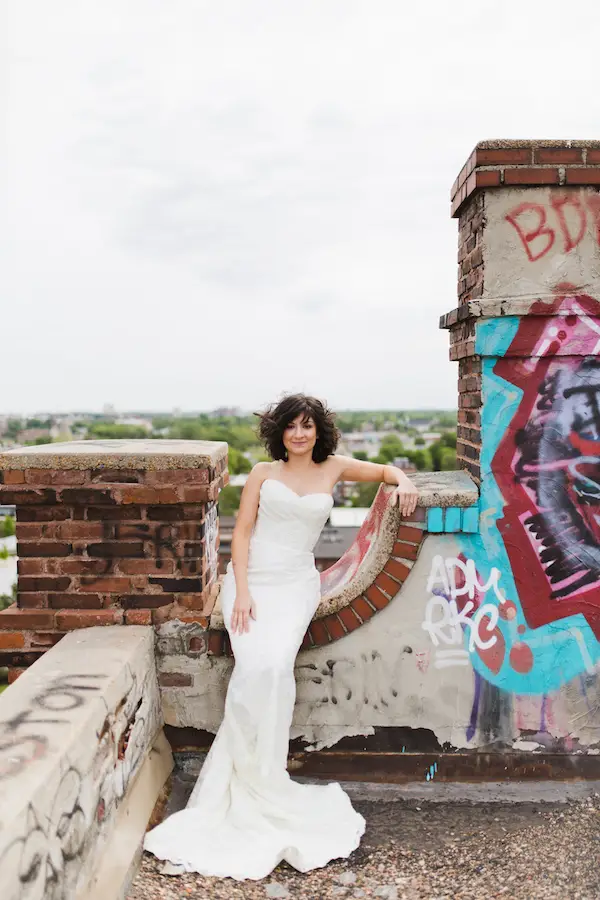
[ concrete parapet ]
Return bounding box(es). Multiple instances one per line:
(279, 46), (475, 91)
(0, 626), (172, 900)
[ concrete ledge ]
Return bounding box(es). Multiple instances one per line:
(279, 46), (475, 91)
(86, 730), (173, 900)
(296, 777), (600, 805)
(0, 438), (228, 470)
(440, 295), (600, 327)
(0, 626), (172, 900)
(408, 471), (478, 508)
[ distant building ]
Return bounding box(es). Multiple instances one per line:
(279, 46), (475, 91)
(16, 428), (51, 444)
(407, 418), (435, 432)
(116, 416), (153, 432)
(50, 420), (74, 441)
(340, 430), (385, 457)
(392, 456), (417, 473)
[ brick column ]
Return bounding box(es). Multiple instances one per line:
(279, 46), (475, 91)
(0, 440), (228, 680)
(441, 139), (600, 484)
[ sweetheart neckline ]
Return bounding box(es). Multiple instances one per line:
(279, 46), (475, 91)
(261, 477), (333, 501)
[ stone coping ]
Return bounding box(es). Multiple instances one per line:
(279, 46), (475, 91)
(0, 438), (228, 470)
(405, 470), (477, 507)
(451, 139), (600, 217)
(439, 296), (600, 329)
(210, 471), (478, 631)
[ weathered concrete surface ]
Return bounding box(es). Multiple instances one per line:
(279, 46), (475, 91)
(87, 730), (173, 900)
(483, 186), (600, 306)
(0, 438), (228, 470)
(441, 295), (600, 325)
(0, 626), (172, 900)
(299, 777), (600, 805)
(407, 471), (477, 508)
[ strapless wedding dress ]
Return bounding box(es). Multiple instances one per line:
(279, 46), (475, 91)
(144, 478), (366, 880)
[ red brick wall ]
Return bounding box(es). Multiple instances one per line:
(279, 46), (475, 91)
(457, 192), (485, 306)
(0, 459), (228, 678)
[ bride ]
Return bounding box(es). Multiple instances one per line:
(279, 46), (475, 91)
(144, 393), (419, 881)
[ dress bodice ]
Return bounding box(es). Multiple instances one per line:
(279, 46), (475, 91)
(251, 478), (334, 554)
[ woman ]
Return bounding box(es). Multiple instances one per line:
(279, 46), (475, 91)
(144, 393), (419, 881)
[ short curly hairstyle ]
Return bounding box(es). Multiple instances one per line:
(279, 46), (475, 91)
(256, 393), (340, 464)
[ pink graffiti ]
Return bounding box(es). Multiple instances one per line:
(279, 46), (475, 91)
(319, 488), (388, 595)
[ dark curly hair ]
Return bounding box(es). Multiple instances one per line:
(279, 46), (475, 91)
(256, 393), (340, 464)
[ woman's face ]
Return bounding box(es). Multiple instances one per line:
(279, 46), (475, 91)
(282, 412), (317, 459)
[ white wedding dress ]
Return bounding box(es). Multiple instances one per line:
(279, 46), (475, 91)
(144, 477), (366, 880)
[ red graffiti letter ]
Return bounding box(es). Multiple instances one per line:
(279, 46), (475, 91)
(586, 194), (600, 248)
(551, 195), (586, 254)
(505, 203), (555, 262)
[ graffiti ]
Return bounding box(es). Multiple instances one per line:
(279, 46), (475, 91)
(320, 488), (388, 594)
(96, 672), (157, 817)
(296, 649), (404, 717)
(0, 767), (87, 900)
(1, 660), (159, 900)
(426, 555), (506, 604)
(506, 193), (600, 261)
(494, 290), (600, 641)
(422, 555), (509, 668)
(0, 674), (105, 780)
(204, 503), (219, 583)
(85, 517), (212, 582)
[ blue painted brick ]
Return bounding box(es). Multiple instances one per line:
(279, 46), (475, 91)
(427, 507), (444, 533)
(461, 505), (479, 533)
(445, 507), (462, 532)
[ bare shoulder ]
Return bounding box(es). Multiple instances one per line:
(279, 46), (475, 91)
(325, 454), (353, 481)
(247, 460), (274, 485)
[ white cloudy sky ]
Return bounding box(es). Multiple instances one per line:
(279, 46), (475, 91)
(2, 0), (598, 415)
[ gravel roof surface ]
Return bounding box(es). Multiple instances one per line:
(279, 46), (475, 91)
(128, 793), (600, 900)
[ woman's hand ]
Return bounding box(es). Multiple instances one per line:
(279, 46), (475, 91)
(391, 480), (419, 517)
(230, 588), (257, 635)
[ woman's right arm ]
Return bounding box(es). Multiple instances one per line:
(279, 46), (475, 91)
(229, 462), (269, 634)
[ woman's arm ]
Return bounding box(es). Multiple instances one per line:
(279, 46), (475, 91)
(229, 461), (268, 632)
(332, 454), (419, 517)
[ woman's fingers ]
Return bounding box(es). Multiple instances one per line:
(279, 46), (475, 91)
(231, 603), (254, 634)
(394, 489), (418, 518)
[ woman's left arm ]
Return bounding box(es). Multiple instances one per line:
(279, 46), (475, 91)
(332, 455), (419, 518)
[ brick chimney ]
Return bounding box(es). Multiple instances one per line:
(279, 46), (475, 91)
(441, 139), (600, 484)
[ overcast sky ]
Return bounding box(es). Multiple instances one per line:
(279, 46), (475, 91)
(2, 1), (598, 415)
